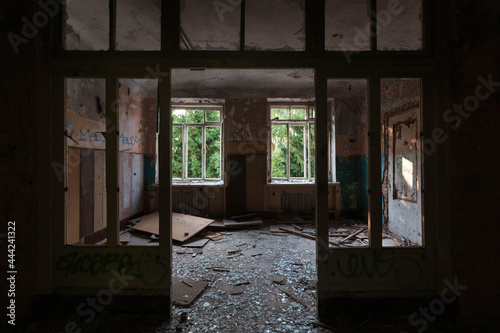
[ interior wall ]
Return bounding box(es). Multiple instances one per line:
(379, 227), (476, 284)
(334, 96), (369, 220)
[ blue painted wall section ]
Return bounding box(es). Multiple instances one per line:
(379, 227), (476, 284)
(144, 156), (156, 185)
(336, 155), (368, 221)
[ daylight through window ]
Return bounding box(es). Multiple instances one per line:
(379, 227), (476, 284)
(172, 106), (223, 182)
(269, 105), (316, 181)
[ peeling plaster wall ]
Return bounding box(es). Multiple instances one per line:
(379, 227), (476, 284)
(334, 96), (369, 220)
(225, 99), (268, 215)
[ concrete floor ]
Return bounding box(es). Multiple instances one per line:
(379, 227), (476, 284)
(24, 220), (497, 333)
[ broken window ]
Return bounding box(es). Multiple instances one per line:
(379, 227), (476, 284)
(172, 107), (223, 182)
(65, 78), (107, 245)
(245, 0), (305, 51)
(269, 105), (316, 181)
(381, 78), (423, 247)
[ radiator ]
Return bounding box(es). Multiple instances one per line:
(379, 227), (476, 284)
(281, 192), (315, 214)
(172, 190), (210, 217)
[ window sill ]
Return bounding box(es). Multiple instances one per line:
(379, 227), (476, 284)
(266, 180), (339, 186)
(172, 180), (225, 187)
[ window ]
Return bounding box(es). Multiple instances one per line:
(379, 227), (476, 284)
(172, 106), (223, 182)
(269, 104), (319, 182)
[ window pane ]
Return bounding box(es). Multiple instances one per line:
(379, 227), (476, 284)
(64, 0), (109, 50)
(206, 110), (220, 122)
(245, 0), (305, 51)
(309, 124), (315, 178)
(187, 127), (202, 178)
(205, 127), (221, 178)
(187, 110), (204, 123)
(65, 78), (106, 245)
(381, 78), (422, 247)
(325, 0), (370, 51)
(172, 126), (183, 178)
(180, 0), (240, 50)
(328, 78), (368, 248)
(377, 0), (423, 51)
(172, 109), (186, 123)
(271, 125), (287, 178)
(116, 0), (161, 51)
(309, 107), (316, 119)
(289, 126), (305, 177)
(118, 78), (158, 246)
(291, 108), (306, 120)
(271, 108), (288, 120)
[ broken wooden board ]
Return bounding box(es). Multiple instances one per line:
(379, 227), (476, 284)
(119, 231), (131, 245)
(208, 220), (262, 229)
(198, 230), (223, 241)
(181, 237), (209, 248)
(223, 218), (263, 227)
(270, 224), (295, 233)
(172, 277), (208, 306)
(131, 211), (215, 242)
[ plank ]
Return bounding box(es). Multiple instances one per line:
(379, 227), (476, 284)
(339, 228), (366, 243)
(131, 211), (215, 242)
(279, 227), (340, 246)
(181, 237), (209, 248)
(223, 218), (263, 227)
(172, 277), (208, 306)
(270, 224), (294, 233)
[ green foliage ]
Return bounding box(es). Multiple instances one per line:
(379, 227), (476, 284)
(272, 125), (287, 178)
(289, 125), (305, 177)
(271, 122), (315, 179)
(205, 127), (221, 178)
(172, 126), (183, 178)
(171, 109), (221, 179)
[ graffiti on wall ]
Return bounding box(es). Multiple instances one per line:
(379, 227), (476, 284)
(56, 251), (168, 285)
(331, 249), (424, 286)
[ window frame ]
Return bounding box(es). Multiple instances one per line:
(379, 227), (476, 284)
(268, 103), (332, 183)
(171, 105), (224, 184)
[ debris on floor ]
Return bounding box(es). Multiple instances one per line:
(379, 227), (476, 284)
(172, 277), (208, 306)
(131, 211), (215, 242)
(223, 217), (263, 227)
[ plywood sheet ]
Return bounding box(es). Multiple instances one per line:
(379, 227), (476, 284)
(172, 277), (208, 306)
(132, 211), (215, 242)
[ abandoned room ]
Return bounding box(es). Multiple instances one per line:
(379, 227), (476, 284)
(1, 0), (499, 332)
